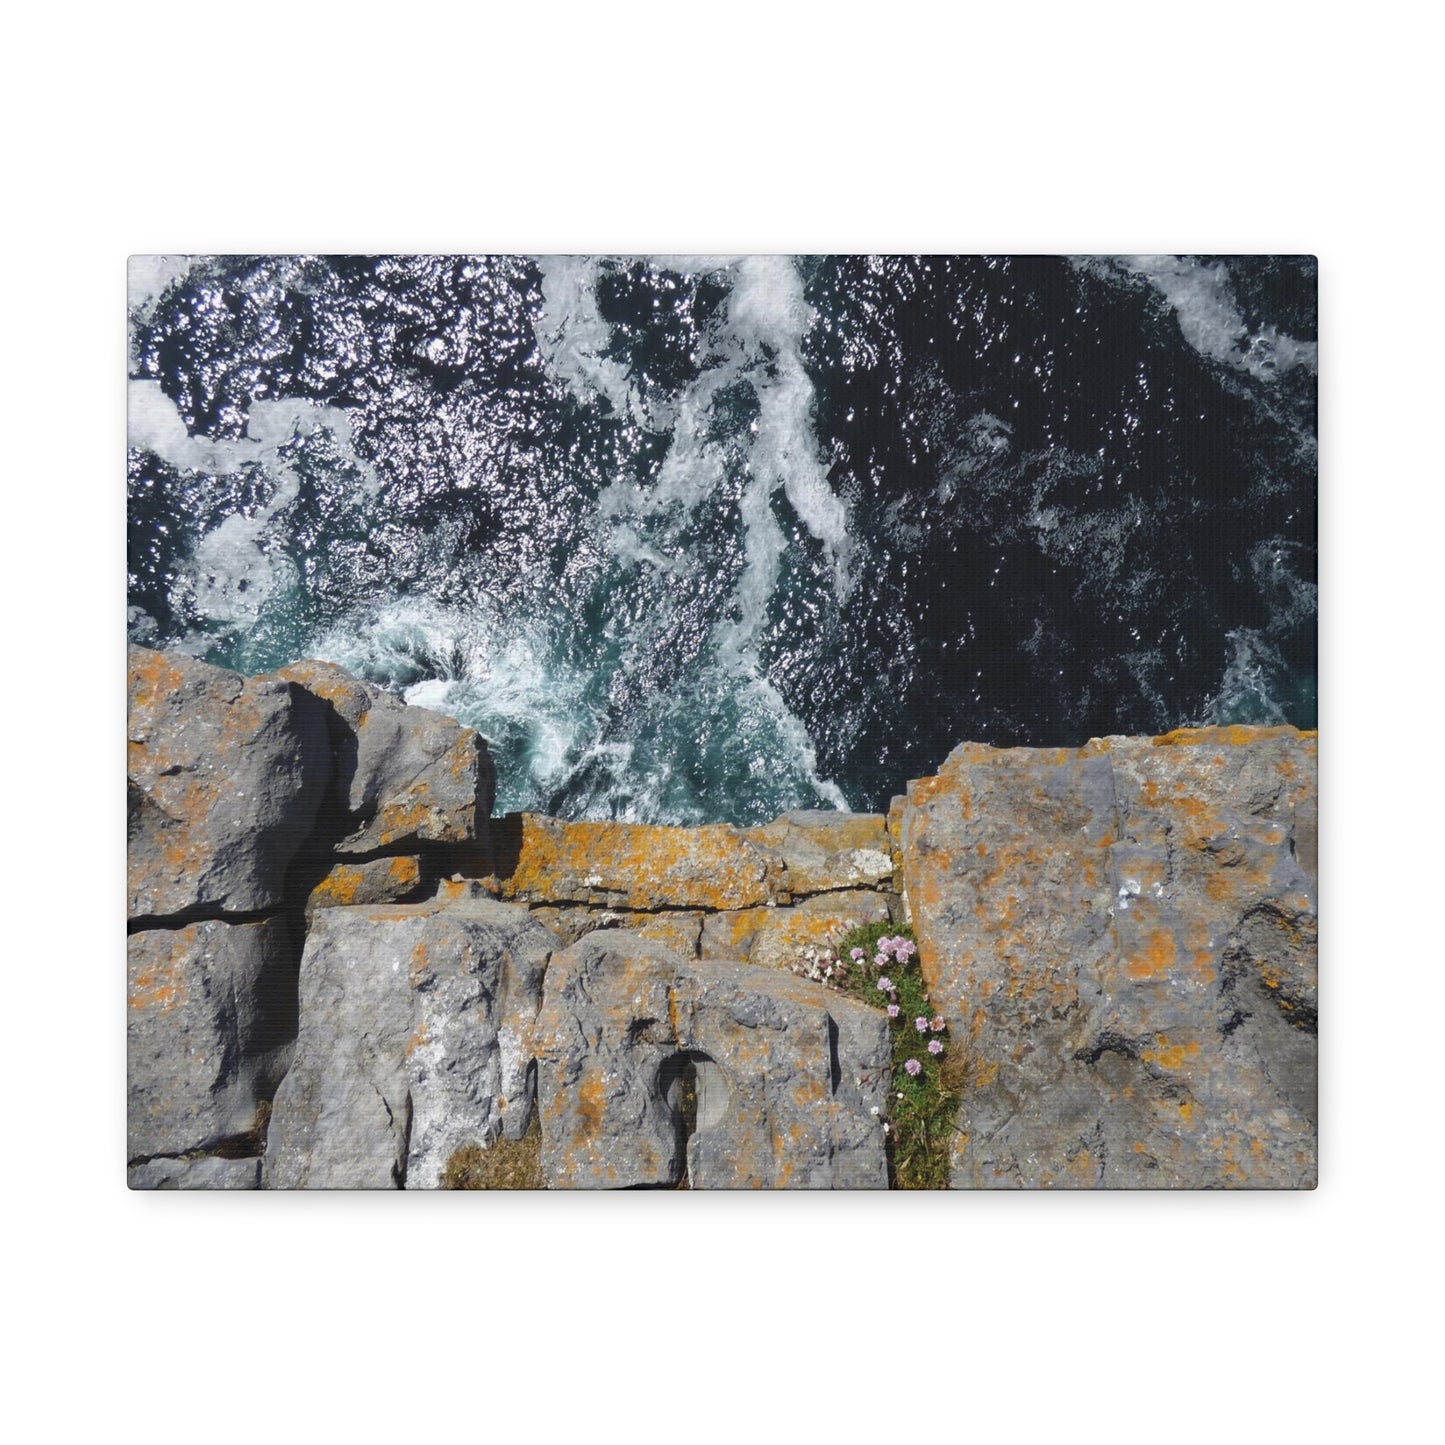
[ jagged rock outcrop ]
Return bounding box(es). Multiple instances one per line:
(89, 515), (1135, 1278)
(125, 645), (1320, 1191)
(127, 646), (331, 917)
(126, 645), (506, 1185)
(277, 659), (494, 855)
(900, 726), (1318, 1189)
(263, 897), (553, 1189)
(534, 932), (891, 1189)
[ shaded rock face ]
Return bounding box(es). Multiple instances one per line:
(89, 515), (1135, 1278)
(535, 933), (891, 1189)
(127, 645), (507, 1188)
(900, 726), (1318, 1189)
(263, 898), (553, 1189)
(127, 917), (296, 1161)
(127, 646), (330, 917)
(276, 660), (493, 856)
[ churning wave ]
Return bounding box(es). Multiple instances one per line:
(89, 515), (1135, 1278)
(127, 254), (1316, 823)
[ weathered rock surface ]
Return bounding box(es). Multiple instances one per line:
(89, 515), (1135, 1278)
(708, 890), (894, 970)
(900, 726), (1318, 1189)
(126, 642), (1320, 1192)
(128, 646), (330, 917)
(535, 933), (891, 1189)
(129, 1156), (262, 1190)
(529, 905), (705, 956)
(128, 917), (296, 1161)
(264, 898), (553, 1188)
(500, 814), (787, 911)
(276, 659), (494, 855)
(306, 855), (430, 917)
(744, 810), (895, 895)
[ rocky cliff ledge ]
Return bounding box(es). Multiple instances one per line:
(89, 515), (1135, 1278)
(127, 645), (1317, 1189)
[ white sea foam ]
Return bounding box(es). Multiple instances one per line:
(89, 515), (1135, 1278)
(127, 255), (196, 317)
(530, 254), (853, 813)
(729, 256), (852, 586)
(571, 256), (852, 614)
(533, 256), (641, 422)
(130, 382), (379, 628)
(297, 585), (852, 820)
(186, 513), (297, 626)
(737, 672), (850, 812)
(1202, 629), (1292, 726)
(1088, 256), (1317, 380)
(306, 598), (598, 811)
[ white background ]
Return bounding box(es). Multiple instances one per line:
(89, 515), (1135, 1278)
(3, 2), (1437, 1438)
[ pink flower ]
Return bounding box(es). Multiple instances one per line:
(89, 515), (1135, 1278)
(914, 1016), (929, 1032)
(904, 1058), (922, 1077)
(876, 977), (893, 992)
(886, 1003), (900, 1018)
(927, 1039), (944, 1055)
(873, 954), (888, 967)
(930, 1016), (946, 1033)
(850, 947), (865, 961)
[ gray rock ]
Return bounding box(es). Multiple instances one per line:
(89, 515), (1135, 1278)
(276, 659), (494, 855)
(678, 961), (892, 1190)
(698, 890), (894, 966)
(263, 897), (553, 1189)
(745, 890), (896, 972)
(528, 905), (704, 956)
(128, 917), (295, 1161)
(499, 814), (787, 910)
(129, 1156), (262, 1190)
(128, 646), (330, 917)
(305, 855), (431, 919)
(744, 811), (895, 895)
(900, 726), (1318, 1188)
(535, 933), (891, 1189)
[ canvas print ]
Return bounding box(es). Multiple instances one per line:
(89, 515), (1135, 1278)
(126, 255), (1317, 1189)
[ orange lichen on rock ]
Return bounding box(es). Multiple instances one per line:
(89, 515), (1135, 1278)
(745, 891), (893, 971)
(128, 929), (193, 1014)
(897, 727), (1317, 1189)
(311, 866), (365, 907)
(504, 814), (786, 911)
(576, 1073), (607, 1136)
(630, 912), (704, 957)
(128, 647), (188, 713)
(1151, 724), (1309, 749)
(1125, 929), (1178, 981)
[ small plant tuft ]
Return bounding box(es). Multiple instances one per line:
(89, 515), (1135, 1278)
(792, 920), (959, 1189)
(441, 1116), (544, 1189)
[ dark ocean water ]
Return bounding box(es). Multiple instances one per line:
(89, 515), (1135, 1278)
(126, 254), (1316, 824)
